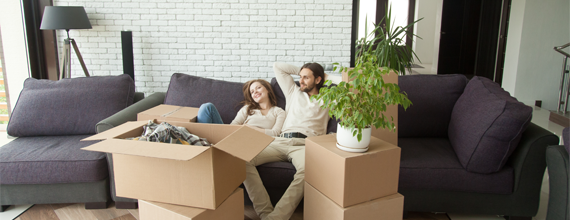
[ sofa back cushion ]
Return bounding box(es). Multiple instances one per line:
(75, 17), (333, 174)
(449, 76), (532, 174)
(398, 74), (468, 138)
(7, 74), (135, 137)
(164, 73), (244, 124)
(271, 78), (338, 134)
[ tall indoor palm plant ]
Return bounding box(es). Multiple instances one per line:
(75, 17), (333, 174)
(356, 6), (423, 75)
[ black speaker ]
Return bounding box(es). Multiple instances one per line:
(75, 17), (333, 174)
(121, 31), (134, 80)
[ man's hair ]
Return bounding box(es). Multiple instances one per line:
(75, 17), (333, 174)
(300, 63), (325, 90)
(241, 79), (278, 116)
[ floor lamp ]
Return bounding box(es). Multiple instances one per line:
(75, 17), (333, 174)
(40, 6), (92, 79)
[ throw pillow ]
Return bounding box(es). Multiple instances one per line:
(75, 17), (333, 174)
(7, 74), (135, 137)
(448, 76), (532, 174)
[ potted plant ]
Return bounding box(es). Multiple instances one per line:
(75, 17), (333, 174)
(312, 6), (419, 152)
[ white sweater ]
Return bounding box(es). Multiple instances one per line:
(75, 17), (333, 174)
(273, 62), (330, 137)
(230, 105), (286, 137)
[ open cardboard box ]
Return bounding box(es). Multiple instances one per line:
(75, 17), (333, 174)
(305, 134), (401, 208)
(304, 182), (404, 220)
(81, 120), (274, 209)
(138, 104), (199, 122)
(139, 188), (244, 220)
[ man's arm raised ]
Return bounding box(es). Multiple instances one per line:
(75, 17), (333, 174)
(273, 62), (300, 100)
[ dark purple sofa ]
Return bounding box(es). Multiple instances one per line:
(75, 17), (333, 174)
(99, 73), (559, 220)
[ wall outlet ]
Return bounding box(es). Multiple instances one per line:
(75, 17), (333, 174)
(535, 100), (542, 108)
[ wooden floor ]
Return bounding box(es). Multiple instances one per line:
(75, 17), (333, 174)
(14, 202), (450, 220)
(15, 203), (138, 220)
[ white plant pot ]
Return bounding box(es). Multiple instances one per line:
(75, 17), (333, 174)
(336, 123), (372, 153)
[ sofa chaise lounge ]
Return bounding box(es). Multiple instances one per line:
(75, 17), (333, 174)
(0, 74), (141, 211)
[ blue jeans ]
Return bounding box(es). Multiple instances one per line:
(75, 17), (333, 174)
(197, 103), (224, 124)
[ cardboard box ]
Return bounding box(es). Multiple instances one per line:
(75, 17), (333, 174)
(138, 104), (199, 122)
(304, 182), (404, 220)
(305, 134), (400, 208)
(342, 70), (398, 146)
(139, 188), (244, 220)
(82, 120), (274, 209)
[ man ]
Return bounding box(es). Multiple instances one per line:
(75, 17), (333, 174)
(243, 62), (330, 220)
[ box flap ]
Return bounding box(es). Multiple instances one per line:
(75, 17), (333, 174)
(166, 107), (198, 118)
(139, 104), (182, 117)
(82, 121), (149, 141)
(82, 139), (210, 160)
(214, 126), (274, 162)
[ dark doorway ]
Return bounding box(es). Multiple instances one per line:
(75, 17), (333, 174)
(22, 0), (59, 80)
(437, 0), (510, 83)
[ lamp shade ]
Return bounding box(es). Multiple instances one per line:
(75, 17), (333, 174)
(40, 6), (92, 30)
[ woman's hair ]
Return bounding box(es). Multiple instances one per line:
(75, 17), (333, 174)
(241, 79), (278, 116)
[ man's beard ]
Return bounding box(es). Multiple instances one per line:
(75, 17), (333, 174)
(301, 83), (315, 93)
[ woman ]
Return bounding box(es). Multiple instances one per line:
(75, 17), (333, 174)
(197, 79), (286, 137)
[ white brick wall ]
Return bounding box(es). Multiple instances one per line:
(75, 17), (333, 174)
(53, 0), (353, 94)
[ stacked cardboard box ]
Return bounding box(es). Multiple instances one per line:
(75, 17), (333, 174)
(304, 134), (404, 220)
(138, 188), (244, 220)
(81, 105), (274, 219)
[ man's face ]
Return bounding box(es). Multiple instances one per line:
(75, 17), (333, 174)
(299, 68), (319, 93)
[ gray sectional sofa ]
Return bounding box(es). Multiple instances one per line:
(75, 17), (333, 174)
(0, 74), (141, 211)
(98, 73), (559, 220)
(545, 127), (569, 220)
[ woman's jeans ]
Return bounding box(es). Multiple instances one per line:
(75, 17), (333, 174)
(197, 102), (224, 124)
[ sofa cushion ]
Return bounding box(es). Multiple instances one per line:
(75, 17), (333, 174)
(398, 74), (468, 138)
(0, 135), (107, 185)
(449, 76), (532, 174)
(271, 78), (337, 134)
(7, 74), (135, 137)
(164, 73), (244, 124)
(257, 162), (296, 188)
(398, 138), (514, 194)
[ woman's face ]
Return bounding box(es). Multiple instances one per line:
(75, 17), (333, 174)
(249, 81), (268, 104)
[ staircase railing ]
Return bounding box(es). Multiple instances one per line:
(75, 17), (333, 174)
(554, 43), (570, 113)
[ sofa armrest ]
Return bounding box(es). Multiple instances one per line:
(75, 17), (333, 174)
(96, 92), (166, 133)
(546, 145), (569, 220)
(134, 92), (145, 103)
(507, 123), (559, 192)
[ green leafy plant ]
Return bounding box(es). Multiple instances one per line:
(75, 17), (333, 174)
(312, 5), (418, 141)
(313, 63), (411, 141)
